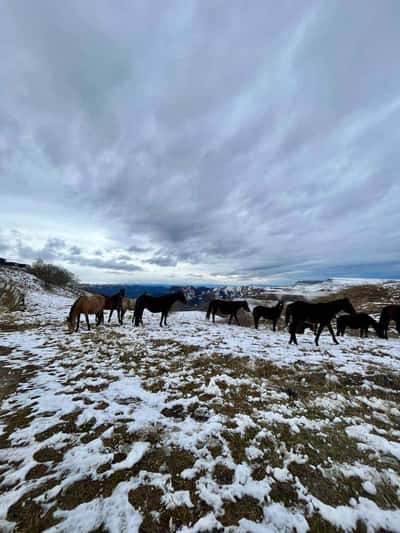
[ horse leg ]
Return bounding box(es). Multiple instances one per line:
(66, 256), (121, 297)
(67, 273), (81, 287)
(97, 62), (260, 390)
(228, 314), (232, 325)
(85, 313), (90, 331)
(382, 320), (389, 339)
(315, 323), (326, 346)
(160, 313), (164, 327)
(75, 313), (80, 332)
(164, 311), (168, 326)
(118, 308), (122, 325)
(108, 309), (113, 323)
(234, 313), (240, 325)
(254, 314), (258, 329)
(327, 323), (339, 345)
(273, 319), (277, 332)
(289, 323), (297, 345)
(212, 312), (215, 324)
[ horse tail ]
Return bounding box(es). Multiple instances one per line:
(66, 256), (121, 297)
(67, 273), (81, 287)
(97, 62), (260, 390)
(206, 301), (213, 320)
(68, 297), (81, 322)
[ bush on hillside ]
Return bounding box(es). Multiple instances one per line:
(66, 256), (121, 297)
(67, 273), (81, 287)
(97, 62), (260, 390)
(31, 259), (78, 289)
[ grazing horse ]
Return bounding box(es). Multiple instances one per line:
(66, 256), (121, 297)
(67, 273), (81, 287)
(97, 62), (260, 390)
(134, 290), (187, 327)
(379, 305), (400, 339)
(206, 300), (250, 325)
(119, 297), (136, 324)
(253, 301), (283, 330)
(67, 294), (105, 333)
(102, 289), (125, 325)
(286, 298), (356, 346)
(337, 313), (384, 338)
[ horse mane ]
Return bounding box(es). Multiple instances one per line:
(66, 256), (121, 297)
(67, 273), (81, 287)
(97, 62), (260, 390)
(68, 296), (81, 322)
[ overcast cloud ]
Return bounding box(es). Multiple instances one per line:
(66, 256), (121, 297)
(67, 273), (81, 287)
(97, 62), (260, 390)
(1, 1), (399, 284)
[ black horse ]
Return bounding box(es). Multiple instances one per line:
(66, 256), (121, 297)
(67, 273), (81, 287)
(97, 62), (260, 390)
(206, 299), (250, 325)
(133, 290), (187, 327)
(285, 302), (319, 334)
(337, 313), (384, 338)
(253, 301), (283, 330)
(100, 289), (125, 325)
(379, 305), (400, 339)
(285, 298), (356, 346)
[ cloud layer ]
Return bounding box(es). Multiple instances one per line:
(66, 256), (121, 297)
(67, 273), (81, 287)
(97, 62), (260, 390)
(1, 1), (399, 283)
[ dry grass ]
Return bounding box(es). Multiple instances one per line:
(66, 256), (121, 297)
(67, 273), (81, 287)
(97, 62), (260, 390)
(314, 284), (397, 314)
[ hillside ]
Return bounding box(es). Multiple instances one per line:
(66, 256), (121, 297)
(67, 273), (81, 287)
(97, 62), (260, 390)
(0, 270), (400, 532)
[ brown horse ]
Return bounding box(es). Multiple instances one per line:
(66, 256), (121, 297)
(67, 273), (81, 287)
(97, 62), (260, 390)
(253, 301), (283, 330)
(67, 294), (105, 333)
(379, 305), (400, 339)
(120, 297), (136, 324)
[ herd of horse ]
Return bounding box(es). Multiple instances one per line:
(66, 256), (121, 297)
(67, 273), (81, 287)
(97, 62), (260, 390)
(66, 289), (400, 346)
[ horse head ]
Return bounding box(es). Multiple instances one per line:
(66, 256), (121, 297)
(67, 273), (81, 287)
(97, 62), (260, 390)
(242, 301), (250, 312)
(66, 315), (75, 334)
(178, 290), (187, 304)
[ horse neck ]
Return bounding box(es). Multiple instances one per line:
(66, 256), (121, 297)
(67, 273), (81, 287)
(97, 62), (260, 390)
(69, 297), (81, 321)
(170, 292), (181, 304)
(331, 300), (347, 313)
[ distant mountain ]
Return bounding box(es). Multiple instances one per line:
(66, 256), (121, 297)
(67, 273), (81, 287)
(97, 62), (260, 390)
(81, 284), (174, 299)
(81, 278), (399, 310)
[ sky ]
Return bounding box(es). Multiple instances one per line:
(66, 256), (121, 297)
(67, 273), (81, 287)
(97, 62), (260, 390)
(1, 1), (399, 285)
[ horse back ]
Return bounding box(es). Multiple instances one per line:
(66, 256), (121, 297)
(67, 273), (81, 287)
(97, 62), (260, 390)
(290, 300), (334, 321)
(81, 294), (105, 313)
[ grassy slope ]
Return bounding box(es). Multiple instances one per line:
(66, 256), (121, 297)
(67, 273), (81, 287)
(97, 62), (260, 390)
(0, 281), (399, 531)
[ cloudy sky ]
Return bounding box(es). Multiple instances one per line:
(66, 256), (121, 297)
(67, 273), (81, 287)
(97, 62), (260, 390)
(1, 1), (399, 285)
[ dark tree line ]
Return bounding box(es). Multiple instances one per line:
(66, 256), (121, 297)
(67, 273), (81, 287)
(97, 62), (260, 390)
(31, 259), (78, 289)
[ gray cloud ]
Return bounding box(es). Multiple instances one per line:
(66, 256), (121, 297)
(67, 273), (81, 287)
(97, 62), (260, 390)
(1, 1), (399, 283)
(68, 256), (143, 273)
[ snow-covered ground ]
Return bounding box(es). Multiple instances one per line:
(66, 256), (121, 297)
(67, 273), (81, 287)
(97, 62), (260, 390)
(1, 281), (400, 532)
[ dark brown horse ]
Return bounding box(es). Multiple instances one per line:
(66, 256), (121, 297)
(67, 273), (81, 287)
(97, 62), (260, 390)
(379, 305), (400, 339)
(337, 313), (384, 338)
(134, 290), (187, 327)
(206, 299), (250, 325)
(100, 289), (125, 325)
(253, 301), (283, 330)
(285, 298), (356, 346)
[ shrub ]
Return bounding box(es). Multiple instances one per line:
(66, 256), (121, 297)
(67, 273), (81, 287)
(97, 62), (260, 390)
(31, 259), (78, 288)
